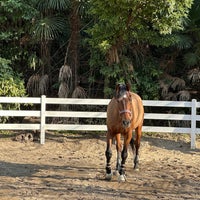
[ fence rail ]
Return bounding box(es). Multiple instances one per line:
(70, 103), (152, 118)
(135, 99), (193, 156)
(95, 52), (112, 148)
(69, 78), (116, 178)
(0, 96), (199, 149)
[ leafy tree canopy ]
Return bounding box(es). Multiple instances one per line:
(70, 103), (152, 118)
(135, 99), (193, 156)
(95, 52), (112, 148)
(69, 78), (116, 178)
(88, 0), (193, 50)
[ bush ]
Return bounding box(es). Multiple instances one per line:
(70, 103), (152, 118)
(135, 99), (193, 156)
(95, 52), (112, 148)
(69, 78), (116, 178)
(0, 57), (26, 97)
(0, 57), (27, 122)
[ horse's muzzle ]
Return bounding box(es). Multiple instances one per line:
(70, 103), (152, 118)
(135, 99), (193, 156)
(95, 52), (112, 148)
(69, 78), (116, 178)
(122, 120), (131, 128)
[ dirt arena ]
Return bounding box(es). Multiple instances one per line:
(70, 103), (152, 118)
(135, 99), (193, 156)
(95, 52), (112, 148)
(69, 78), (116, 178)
(0, 131), (200, 200)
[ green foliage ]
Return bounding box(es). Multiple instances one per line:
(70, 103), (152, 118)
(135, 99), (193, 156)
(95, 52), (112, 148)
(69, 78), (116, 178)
(133, 58), (162, 100)
(98, 57), (162, 99)
(0, 0), (199, 101)
(0, 57), (26, 97)
(0, 57), (27, 123)
(178, 0), (200, 77)
(88, 0), (193, 50)
(86, 0), (194, 98)
(145, 0), (193, 34)
(0, 0), (38, 78)
(1, 0), (38, 20)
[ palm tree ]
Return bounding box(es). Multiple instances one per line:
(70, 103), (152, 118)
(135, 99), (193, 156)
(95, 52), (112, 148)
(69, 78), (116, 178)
(64, 0), (89, 95)
(28, 0), (88, 98)
(27, 0), (70, 96)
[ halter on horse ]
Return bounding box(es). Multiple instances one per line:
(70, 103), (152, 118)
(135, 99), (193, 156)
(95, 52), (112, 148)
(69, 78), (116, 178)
(105, 83), (144, 182)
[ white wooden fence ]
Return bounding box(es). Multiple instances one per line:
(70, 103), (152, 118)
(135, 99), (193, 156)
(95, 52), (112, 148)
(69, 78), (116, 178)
(0, 96), (199, 148)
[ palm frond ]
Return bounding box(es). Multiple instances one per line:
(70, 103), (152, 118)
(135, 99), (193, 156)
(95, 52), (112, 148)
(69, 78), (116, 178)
(39, 74), (49, 95)
(58, 82), (69, 98)
(37, 0), (70, 11)
(159, 80), (169, 98)
(183, 52), (199, 67)
(33, 16), (66, 41)
(72, 86), (87, 98)
(174, 35), (193, 49)
(27, 74), (40, 97)
(59, 65), (72, 83)
(164, 92), (177, 101)
(106, 45), (119, 65)
(170, 77), (185, 91)
(187, 67), (200, 83)
(177, 90), (191, 101)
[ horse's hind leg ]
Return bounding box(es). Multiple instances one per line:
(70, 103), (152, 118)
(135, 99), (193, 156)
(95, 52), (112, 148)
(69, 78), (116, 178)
(134, 126), (142, 170)
(105, 133), (113, 180)
(130, 136), (135, 153)
(130, 136), (136, 167)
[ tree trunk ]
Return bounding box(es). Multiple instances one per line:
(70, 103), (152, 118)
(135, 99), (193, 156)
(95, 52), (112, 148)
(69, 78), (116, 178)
(67, 0), (80, 91)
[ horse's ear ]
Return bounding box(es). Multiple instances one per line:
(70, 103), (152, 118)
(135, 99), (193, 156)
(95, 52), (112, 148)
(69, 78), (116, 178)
(116, 83), (120, 91)
(115, 83), (120, 98)
(126, 82), (131, 92)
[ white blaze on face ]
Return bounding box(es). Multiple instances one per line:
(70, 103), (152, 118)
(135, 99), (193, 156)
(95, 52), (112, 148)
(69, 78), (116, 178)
(122, 94), (127, 109)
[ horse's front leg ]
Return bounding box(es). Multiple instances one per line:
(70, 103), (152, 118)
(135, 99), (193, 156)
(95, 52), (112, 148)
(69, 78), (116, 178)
(118, 132), (132, 182)
(115, 133), (122, 175)
(105, 132), (113, 180)
(134, 126), (142, 170)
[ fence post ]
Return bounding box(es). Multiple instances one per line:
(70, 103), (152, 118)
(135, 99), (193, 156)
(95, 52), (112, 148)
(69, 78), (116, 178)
(191, 99), (197, 149)
(40, 95), (46, 144)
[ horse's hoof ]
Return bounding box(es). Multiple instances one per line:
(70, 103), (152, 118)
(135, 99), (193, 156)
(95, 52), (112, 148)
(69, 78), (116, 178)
(105, 173), (112, 181)
(134, 164), (139, 171)
(118, 174), (126, 182)
(134, 168), (139, 171)
(134, 165), (140, 171)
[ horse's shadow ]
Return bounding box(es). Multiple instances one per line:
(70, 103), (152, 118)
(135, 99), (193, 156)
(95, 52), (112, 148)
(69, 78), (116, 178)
(45, 131), (106, 142)
(0, 160), (98, 179)
(142, 134), (200, 154)
(0, 160), (160, 198)
(46, 131), (200, 154)
(0, 161), (41, 177)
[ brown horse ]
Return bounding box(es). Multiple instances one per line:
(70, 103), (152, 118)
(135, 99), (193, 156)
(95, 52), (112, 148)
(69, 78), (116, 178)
(105, 83), (144, 182)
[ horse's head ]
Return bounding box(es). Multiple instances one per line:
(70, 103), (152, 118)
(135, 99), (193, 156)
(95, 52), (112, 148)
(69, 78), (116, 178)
(115, 83), (132, 128)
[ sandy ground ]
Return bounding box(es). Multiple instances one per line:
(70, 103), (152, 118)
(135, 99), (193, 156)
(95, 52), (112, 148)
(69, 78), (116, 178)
(0, 131), (200, 200)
